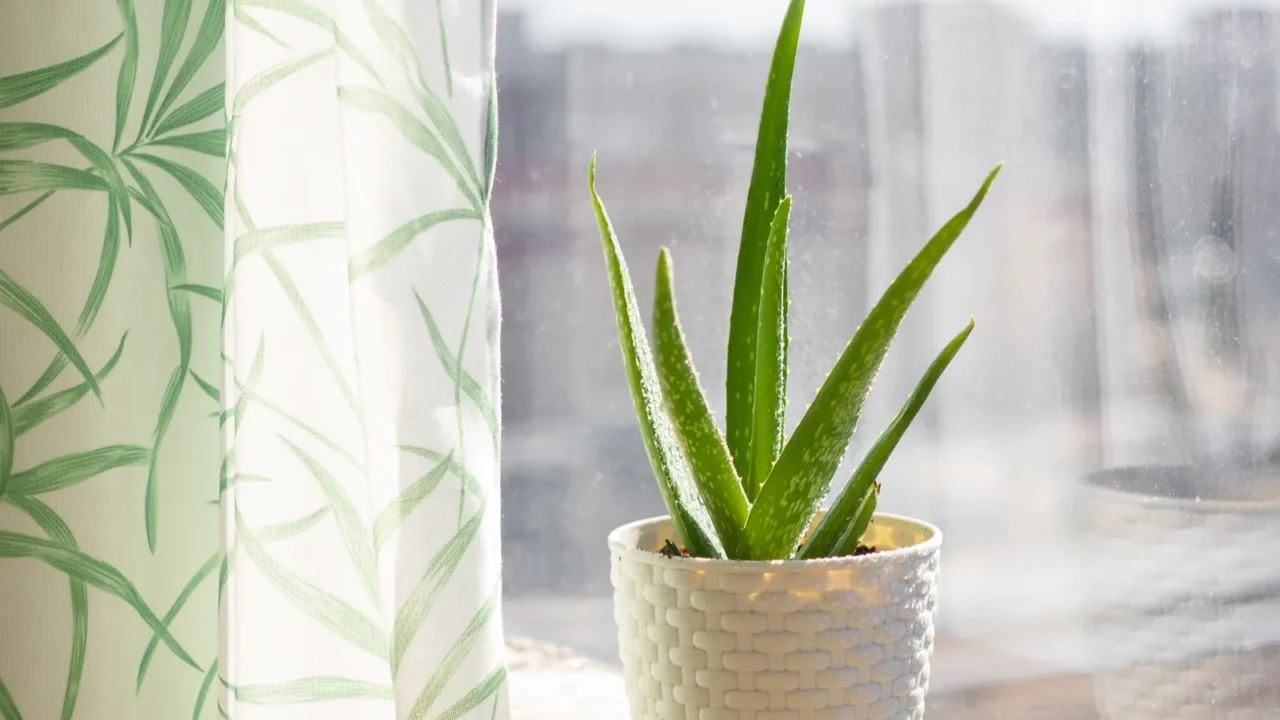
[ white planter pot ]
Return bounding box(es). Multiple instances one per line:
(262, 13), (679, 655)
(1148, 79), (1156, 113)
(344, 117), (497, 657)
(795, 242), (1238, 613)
(1080, 466), (1280, 719)
(608, 513), (942, 720)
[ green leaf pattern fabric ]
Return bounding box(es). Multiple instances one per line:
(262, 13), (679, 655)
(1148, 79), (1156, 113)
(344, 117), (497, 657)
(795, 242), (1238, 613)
(0, 1), (506, 718)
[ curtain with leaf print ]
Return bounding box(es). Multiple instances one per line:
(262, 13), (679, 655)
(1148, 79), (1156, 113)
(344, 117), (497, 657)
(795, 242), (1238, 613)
(0, 1), (506, 719)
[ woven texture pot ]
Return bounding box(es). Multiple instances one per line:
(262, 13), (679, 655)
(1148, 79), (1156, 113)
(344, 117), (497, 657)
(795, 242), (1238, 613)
(608, 513), (942, 720)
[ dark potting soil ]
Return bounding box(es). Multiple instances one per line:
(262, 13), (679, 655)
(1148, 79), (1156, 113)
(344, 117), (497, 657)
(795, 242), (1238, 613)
(655, 539), (878, 559)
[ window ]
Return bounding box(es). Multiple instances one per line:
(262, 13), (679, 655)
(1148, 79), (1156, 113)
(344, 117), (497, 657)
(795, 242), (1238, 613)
(495, 1), (1280, 716)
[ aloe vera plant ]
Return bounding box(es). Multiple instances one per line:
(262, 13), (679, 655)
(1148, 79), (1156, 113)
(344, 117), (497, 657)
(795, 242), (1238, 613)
(591, 0), (1001, 561)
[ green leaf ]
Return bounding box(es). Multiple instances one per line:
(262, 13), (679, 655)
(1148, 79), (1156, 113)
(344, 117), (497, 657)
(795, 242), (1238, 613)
(434, 0), (454, 97)
(231, 51), (330, 117)
(0, 34), (122, 108)
(483, 68), (498, 201)
(406, 592), (497, 719)
(0, 191), (55, 233)
(350, 209), (480, 280)
(0, 123), (132, 239)
(131, 152), (223, 229)
(281, 438), (379, 604)
(431, 667), (506, 720)
(14, 200), (122, 406)
(114, 0), (139, 152)
(234, 221), (345, 265)
(801, 320), (974, 559)
(0, 530), (198, 670)
(392, 501), (486, 676)
(260, 251), (360, 414)
(137, 552), (218, 691)
(0, 162), (108, 195)
(397, 445), (484, 499)
(147, 368), (184, 552)
(232, 677), (393, 705)
(832, 487), (877, 558)
(13, 335), (128, 437)
(138, 0), (193, 141)
(0, 388), (12, 497)
(0, 266), (101, 397)
(255, 506), (329, 542)
(651, 248), (748, 555)
(123, 158), (193, 554)
(6, 445), (149, 496)
(189, 369), (220, 403)
(4, 495), (86, 720)
(152, 83), (225, 138)
(232, 2), (288, 48)
(237, 512), (388, 660)
(589, 156), (721, 558)
(192, 661), (217, 720)
(171, 283), (223, 304)
(0, 674), (22, 720)
(239, 0), (333, 30)
(412, 293), (499, 456)
(151, 0), (225, 136)
(726, 0), (804, 484)
(746, 196), (791, 501)
(744, 165), (1001, 560)
(147, 129), (225, 157)
(337, 86), (481, 212)
(373, 452), (452, 550)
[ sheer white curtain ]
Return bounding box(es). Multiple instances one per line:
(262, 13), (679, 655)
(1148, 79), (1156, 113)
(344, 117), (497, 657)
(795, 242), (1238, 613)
(0, 1), (506, 718)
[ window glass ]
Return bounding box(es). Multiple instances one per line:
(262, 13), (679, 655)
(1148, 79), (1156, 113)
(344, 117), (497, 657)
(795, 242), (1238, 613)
(495, 1), (1280, 714)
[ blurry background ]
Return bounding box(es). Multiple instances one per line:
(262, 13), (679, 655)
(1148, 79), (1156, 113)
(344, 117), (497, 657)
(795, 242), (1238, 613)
(492, 0), (1280, 715)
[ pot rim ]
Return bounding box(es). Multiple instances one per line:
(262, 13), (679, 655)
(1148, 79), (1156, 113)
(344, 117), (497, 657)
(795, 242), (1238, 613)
(608, 512), (941, 571)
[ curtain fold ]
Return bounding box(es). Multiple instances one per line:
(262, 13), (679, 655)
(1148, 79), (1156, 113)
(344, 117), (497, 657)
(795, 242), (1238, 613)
(0, 1), (506, 718)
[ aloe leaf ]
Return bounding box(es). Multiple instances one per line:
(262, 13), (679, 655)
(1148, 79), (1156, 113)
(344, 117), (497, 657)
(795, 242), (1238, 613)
(138, 0), (193, 140)
(746, 196), (791, 501)
(745, 165), (1001, 560)
(6, 496), (86, 720)
(136, 552), (218, 691)
(0, 34), (121, 108)
(589, 156), (722, 559)
(0, 530), (198, 669)
(800, 319), (974, 559)
(351, 208), (480, 281)
(113, 0), (139, 152)
(725, 0), (804, 482)
(6, 445), (149, 496)
(651, 248), (748, 556)
(14, 335), (128, 437)
(147, 129), (225, 157)
(405, 591), (496, 719)
(151, 0), (225, 136)
(231, 678), (393, 705)
(153, 83), (224, 138)
(0, 267), (101, 397)
(832, 488), (877, 558)
(0, 388), (11, 497)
